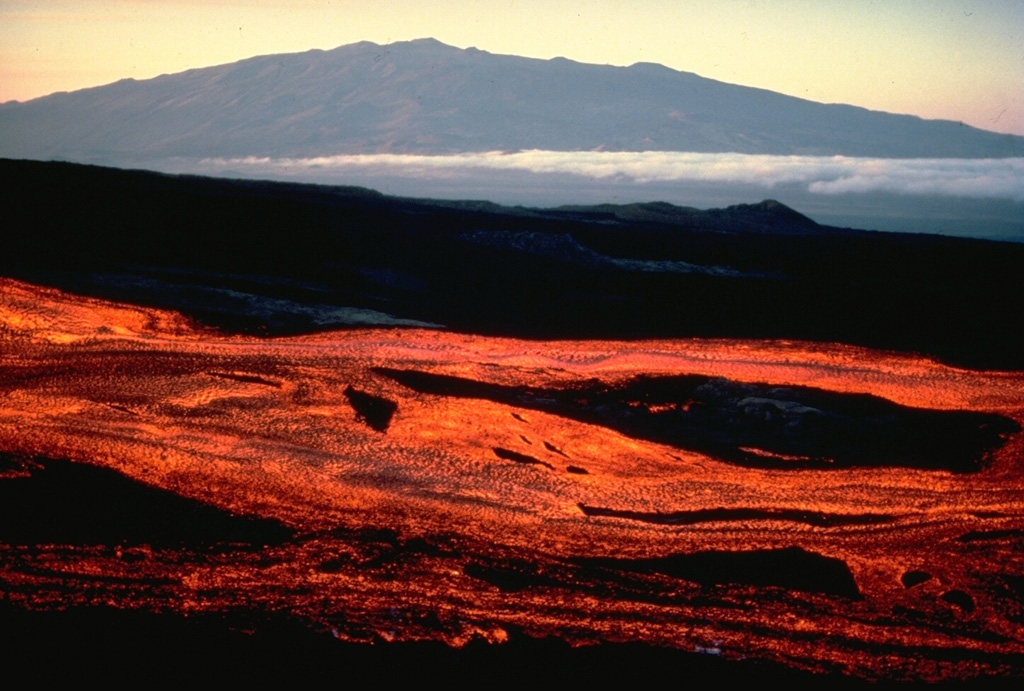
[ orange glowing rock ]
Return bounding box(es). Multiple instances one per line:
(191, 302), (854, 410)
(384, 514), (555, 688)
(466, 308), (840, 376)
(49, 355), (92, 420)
(1, 277), (1022, 682)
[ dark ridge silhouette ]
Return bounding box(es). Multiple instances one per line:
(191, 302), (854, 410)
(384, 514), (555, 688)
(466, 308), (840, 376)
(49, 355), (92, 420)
(578, 546), (861, 598)
(343, 386), (398, 433)
(377, 369), (1019, 472)
(0, 454), (293, 547)
(577, 503), (896, 528)
(556, 198), (823, 234)
(3, 158), (1024, 369)
(492, 447), (555, 470)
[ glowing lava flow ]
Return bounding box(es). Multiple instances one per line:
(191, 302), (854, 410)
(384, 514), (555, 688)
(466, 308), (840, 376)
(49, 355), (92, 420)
(1, 277), (1022, 681)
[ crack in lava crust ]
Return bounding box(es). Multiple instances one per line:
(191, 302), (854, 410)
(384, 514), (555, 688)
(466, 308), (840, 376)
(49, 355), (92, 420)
(1, 277), (1023, 681)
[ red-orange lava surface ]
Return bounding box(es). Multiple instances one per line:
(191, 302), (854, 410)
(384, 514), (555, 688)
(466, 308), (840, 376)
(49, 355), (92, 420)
(1, 278), (1022, 680)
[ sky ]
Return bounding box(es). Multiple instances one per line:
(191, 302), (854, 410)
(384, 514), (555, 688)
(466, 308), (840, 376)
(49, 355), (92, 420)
(1, 0), (1022, 136)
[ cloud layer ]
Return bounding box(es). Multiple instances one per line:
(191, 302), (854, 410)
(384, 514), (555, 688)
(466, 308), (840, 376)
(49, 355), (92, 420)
(200, 151), (1024, 201)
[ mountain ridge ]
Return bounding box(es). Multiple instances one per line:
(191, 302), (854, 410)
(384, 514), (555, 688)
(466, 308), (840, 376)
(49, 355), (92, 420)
(1, 38), (1020, 162)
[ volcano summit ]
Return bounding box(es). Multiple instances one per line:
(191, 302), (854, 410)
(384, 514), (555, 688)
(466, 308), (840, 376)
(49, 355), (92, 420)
(2, 38), (1021, 163)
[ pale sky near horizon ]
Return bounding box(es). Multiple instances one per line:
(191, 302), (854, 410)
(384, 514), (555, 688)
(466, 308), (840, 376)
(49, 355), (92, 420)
(1, 0), (1022, 136)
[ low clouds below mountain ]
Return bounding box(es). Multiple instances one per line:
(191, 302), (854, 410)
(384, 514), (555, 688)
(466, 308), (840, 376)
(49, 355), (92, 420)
(197, 151), (1024, 201)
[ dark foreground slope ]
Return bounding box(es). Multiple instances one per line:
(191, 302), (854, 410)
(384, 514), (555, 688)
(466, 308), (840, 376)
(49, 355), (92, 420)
(3, 158), (1022, 369)
(0, 606), (830, 685)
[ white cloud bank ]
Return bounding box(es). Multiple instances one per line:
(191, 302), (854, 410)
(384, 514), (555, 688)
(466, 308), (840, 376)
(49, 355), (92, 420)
(200, 151), (1024, 201)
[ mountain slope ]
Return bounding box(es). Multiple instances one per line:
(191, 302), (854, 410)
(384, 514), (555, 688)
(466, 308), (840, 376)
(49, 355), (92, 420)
(1, 38), (1020, 161)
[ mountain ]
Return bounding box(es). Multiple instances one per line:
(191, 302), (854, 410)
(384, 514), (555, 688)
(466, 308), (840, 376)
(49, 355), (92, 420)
(1, 38), (1021, 162)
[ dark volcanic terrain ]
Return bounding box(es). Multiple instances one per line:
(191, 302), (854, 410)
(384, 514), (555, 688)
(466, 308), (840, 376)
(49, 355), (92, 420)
(2, 158), (1022, 369)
